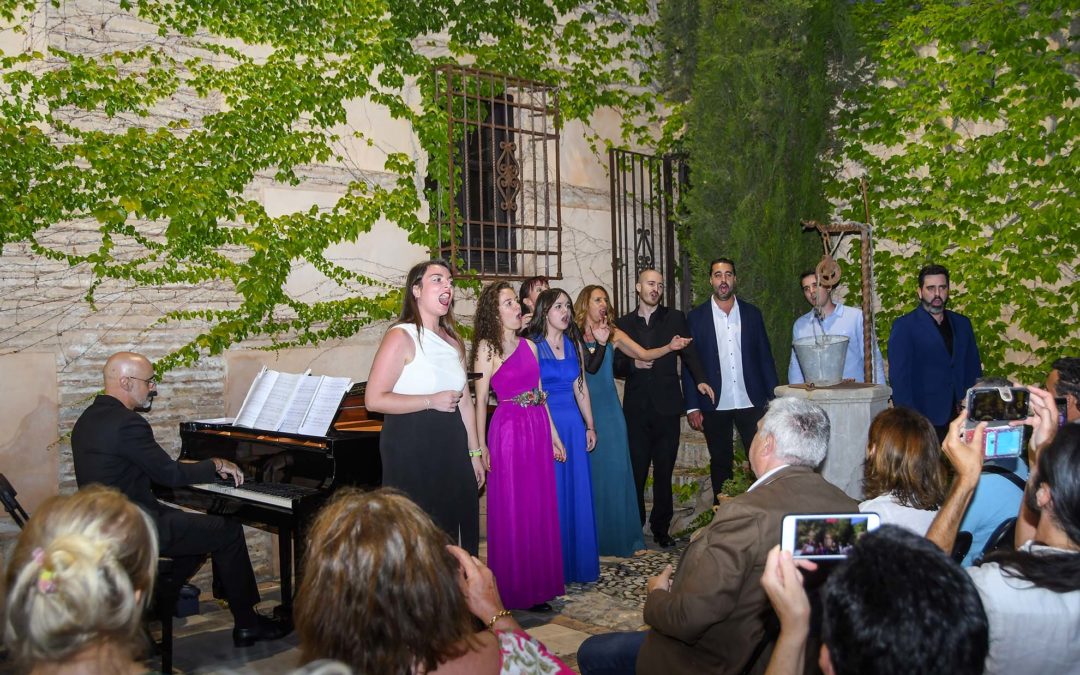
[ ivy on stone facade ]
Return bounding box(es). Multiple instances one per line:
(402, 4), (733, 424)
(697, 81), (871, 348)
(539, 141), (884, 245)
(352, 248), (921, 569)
(0, 0), (665, 368)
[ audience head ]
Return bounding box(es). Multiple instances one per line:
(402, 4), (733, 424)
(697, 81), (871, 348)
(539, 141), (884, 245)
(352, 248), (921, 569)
(634, 268), (664, 309)
(1048, 357), (1080, 423)
(820, 525), (988, 675)
(295, 488), (476, 673)
(1030, 423), (1080, 546)
(518, 276), (549, 312)
(709, 258), (737, 302)
(574, 285), (615, 331)
(398, 259), (459, 339)
(3, 486), (158, 669)
(103, 351), (158, 412)
(863, 408), (947, 510)
(749, 397), (830, 476)
(471, 280), (520, 363)
(916, 264), (950, 315)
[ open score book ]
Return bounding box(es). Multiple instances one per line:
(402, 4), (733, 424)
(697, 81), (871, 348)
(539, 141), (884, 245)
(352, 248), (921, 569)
(232, 366), (353, 436)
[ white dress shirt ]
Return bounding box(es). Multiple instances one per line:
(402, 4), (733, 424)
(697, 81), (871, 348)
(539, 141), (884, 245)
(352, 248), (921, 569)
(788, 302), (886, 384)
(712, 298), (753, 410)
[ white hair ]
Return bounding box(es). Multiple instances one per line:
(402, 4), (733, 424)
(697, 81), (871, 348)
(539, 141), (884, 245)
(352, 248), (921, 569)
(760, 397), (830, 467)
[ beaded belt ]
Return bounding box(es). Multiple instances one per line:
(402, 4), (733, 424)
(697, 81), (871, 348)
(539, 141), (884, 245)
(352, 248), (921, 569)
(504, 388), (548, 407)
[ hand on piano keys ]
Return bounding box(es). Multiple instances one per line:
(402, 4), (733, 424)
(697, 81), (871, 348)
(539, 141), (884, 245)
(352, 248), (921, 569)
(213, 457), (245, 486)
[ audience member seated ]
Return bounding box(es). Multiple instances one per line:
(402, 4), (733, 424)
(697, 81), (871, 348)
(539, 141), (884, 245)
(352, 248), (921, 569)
(576, 397), (856, 675)
(1047, 356), (1079, 424)
(955, 376), (1029, 564)
(293, 488), (572, 674)
(3, 486), (158, 674)
(927, 388), (1080, 674)
(759, 526), (989, 675)
(859, 407), (947, 535)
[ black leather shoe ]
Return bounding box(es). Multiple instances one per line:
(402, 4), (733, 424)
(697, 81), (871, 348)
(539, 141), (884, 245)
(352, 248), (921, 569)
(655, 533), (677, 548)
(233, 614), (292, 648)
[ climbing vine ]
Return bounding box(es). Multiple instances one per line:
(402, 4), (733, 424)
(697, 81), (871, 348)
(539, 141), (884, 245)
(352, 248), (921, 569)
(825, 1), (1079, 384)
(0, 0), (664, 368)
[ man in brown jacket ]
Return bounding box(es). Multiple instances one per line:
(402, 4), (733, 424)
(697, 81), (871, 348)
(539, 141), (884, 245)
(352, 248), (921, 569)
(577, 397), (857, 674)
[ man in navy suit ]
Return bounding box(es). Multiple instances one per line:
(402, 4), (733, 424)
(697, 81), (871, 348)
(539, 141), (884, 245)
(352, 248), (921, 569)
(888, 263), (982, 440)
(683, 258), (778, 504)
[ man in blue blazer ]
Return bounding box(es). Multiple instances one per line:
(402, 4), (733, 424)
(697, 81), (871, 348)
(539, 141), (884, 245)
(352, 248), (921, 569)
(888, 263), (982, 440)
(683, 258), (778, 504)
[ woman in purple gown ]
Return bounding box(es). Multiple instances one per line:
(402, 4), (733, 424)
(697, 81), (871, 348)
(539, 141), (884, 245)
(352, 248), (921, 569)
(471, 281), (565, 609)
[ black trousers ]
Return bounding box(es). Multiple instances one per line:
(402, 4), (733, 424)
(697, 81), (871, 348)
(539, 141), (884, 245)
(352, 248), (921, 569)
(701, 406), (765, 503)
(157, 509), (261, 626)
(625, 410), (681, 538)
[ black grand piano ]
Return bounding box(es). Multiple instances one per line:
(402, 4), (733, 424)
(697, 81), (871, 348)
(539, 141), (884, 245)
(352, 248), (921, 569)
(153, 382), (382, 609)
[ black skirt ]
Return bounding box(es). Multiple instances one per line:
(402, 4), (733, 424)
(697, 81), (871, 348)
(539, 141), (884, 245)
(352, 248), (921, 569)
(380, 409), (479, 554)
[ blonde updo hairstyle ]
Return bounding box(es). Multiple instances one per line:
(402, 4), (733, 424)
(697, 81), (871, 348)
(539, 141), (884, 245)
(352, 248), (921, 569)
(3, 485), (158, 666)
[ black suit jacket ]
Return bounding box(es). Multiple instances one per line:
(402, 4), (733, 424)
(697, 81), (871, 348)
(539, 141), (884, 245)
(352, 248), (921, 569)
(614, 305), (706, 417)
(71, 395), (216, 545)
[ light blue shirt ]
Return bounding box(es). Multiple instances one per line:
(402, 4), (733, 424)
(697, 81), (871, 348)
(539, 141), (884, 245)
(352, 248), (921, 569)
(788, 302), (886, 384)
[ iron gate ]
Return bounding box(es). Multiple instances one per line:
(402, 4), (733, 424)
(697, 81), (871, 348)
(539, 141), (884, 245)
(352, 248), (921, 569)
(608, 149), (691, 316)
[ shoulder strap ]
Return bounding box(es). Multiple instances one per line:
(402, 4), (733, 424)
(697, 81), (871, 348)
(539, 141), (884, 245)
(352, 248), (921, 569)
(981, 463), (1027, 492)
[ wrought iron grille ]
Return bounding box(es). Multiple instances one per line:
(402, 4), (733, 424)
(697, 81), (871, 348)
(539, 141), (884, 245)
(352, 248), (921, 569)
(609, 149), (691, 316)
(433, 65), (562, 280)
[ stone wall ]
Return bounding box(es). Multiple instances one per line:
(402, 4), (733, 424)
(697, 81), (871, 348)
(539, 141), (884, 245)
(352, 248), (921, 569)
(0, 0), (627, 579)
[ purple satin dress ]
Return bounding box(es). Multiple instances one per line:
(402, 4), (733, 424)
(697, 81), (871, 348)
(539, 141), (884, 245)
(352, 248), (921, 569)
(486, 339), (565, 608)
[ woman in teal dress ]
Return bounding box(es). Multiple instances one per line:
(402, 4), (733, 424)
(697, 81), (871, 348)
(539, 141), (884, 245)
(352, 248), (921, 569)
(574, 285), (694, 556)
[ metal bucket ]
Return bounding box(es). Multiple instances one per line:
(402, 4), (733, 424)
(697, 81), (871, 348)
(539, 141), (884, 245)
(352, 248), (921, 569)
(793, 335), (849, 387)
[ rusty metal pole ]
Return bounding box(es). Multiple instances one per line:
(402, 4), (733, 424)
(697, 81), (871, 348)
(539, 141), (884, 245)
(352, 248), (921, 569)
(859, 179), (873, 383)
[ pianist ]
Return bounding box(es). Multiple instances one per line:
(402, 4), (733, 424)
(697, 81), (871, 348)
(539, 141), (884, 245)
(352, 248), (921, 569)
(71, 351), (291, 647)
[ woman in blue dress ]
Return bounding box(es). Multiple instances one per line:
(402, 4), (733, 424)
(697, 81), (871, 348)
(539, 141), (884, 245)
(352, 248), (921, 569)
(524, 288), (601, 583)
(574, 285), (694, 556)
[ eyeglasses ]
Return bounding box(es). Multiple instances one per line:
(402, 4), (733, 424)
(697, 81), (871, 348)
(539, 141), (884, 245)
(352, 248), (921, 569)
(129, 376), (157, 387)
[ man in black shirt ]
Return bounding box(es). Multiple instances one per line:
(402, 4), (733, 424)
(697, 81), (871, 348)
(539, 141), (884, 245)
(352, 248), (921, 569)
(71, 351), (290, 646)
(615, 270), (713, 547)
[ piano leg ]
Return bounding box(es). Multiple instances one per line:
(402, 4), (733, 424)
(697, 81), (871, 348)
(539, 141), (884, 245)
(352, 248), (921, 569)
(278, 525), (293, 613)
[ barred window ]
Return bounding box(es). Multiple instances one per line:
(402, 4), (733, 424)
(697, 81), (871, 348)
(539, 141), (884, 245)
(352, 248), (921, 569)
(432, 65), (562, 280)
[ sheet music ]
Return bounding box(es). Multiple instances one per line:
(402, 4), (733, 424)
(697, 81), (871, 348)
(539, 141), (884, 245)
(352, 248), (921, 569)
(298, 376), (353, 437)
(277, 376), (323, 434)
(252, 370), (310, 431)
(234, 366), (276, 428)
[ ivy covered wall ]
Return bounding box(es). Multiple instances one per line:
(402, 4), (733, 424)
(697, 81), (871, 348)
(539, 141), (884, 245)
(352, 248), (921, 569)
(825, 1), (1079, 384)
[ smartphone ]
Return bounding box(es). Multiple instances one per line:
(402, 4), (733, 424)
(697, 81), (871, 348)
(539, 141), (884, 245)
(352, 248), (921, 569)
(966, 387), (1030, 422)
(965, 425), (1024, 459)
(781, 513), (881, 560)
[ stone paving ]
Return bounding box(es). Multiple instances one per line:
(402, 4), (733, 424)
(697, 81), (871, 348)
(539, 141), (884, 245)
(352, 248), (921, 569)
(149, 537), (690, 674)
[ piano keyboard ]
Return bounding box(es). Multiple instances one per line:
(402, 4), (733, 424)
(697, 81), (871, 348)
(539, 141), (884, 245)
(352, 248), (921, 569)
(190, 482), (320, 510)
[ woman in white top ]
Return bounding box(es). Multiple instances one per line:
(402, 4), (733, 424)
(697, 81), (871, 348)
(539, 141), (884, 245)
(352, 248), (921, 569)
(366, 259), (484, 554)
(858, 407), (947, 535)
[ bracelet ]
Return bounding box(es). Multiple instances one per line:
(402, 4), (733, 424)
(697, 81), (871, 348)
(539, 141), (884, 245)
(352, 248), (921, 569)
(424, 397), (431, 410)
(468, 448), (483, 457)
(486, 609), (512, 631)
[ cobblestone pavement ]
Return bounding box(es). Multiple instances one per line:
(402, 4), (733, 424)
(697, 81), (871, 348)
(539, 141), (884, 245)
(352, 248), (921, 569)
(146, 537), (690, 674)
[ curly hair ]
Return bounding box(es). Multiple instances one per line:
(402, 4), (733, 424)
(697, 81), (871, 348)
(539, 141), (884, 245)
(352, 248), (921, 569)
(470, 280), (514, 366)
(574, 285), (617, 336)
(862, 407), (947, 510)
(295, 488), (478, 673)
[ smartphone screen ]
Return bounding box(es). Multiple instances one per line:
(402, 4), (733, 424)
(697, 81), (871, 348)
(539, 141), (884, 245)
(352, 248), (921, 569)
(967, 388), (1030, 422)
(782, 513), (880, 560)
(984, 426), (1024, 459)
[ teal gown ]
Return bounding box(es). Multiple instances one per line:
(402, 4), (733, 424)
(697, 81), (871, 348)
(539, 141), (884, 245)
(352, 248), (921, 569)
(584, 342), (645, 556)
